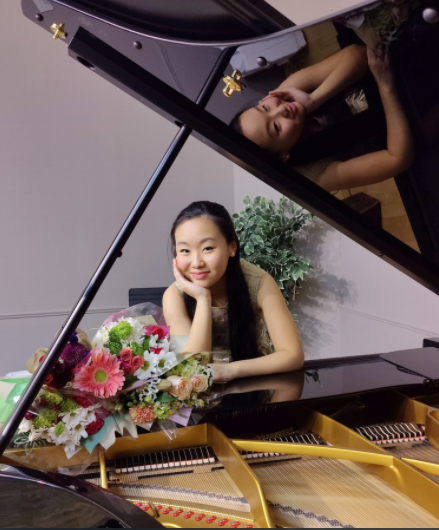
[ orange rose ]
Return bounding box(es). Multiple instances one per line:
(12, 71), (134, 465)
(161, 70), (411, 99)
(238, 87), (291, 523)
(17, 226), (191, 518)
(190, 374), (209, 393)
(167, 375), (193, 401)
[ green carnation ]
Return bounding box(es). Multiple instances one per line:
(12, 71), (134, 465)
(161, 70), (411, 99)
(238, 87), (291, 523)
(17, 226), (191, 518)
(109, 321), (133, 342)
(34, 409), (58, 429)
(168, 358), (199, 378)
(130, 342), (144, 356)
(39, 390), (63, 406)
(59, 397), (80, 414)
(106, 339), (123, 356)
(154, 402), (172, 420)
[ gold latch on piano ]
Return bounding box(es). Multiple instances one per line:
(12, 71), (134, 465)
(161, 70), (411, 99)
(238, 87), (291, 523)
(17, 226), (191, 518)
(222, 70), (243, 98)
(50, 23), (67, 40)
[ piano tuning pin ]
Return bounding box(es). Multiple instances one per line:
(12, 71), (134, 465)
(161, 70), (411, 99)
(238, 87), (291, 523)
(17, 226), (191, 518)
(222, 70), (243, 98)
(50, 23), (67, 40)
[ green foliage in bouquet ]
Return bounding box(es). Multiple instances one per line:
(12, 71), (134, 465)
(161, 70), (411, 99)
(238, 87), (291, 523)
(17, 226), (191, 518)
(362, 0), (420, 45)
(233, 195), (312, 302)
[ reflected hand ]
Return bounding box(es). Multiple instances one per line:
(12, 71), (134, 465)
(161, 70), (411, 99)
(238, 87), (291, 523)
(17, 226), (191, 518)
(263, 87), (315, 113)
(173, 259), (211, 301)
(367, 46), (394, 88)
(210, 362), (236, 383)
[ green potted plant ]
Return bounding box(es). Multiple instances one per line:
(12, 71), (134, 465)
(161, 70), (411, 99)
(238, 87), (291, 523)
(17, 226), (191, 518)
(233, 195), (312, 303)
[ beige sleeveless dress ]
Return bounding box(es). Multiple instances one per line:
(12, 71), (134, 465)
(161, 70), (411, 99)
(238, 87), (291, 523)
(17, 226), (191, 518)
(174, 259), (271, 359)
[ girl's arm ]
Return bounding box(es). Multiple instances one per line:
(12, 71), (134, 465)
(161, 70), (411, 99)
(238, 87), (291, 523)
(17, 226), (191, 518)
(162, 261), (213, 352)
(212, 274), (304, 382)
(277, 44), (368, 111)
(315, 48), (414, 192)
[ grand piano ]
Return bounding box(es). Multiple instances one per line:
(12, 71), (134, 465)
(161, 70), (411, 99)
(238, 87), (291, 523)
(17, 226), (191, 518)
(2, 0), (439, 527)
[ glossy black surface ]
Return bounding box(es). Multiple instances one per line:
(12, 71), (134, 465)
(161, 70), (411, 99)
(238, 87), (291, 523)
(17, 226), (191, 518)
(380, 347), (439, 380)
(204, 354), (438, 438)
(0, 464), (162, 528)
(30, 0), (287, 41)
(204, 351), (430, 414)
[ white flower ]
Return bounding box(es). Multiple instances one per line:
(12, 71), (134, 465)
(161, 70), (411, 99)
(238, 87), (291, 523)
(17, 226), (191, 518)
(64, 438), (81, 455)
(27, 427), (51, 442)
(158, 337), (170, 354)
(73, 423), (89, 440)
(92, 325), (113, 348)
(48, 425), (72, 446)
(155, 350), (178, 374)
(122, 318), (146, 348)
(134, 352), (158, 380)
(62, 406), (96, 429)
(18, 419), (33, 433)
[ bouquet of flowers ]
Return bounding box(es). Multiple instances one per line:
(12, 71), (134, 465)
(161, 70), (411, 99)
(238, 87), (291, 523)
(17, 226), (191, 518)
(16, 388), (112, 456)
(338, 0), (420, 49)
(10, 303), (214, 459)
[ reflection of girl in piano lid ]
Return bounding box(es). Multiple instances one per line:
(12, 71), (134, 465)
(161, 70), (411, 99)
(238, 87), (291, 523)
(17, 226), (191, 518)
(163, 201), (304, 383)
(230, 44), (414, 192)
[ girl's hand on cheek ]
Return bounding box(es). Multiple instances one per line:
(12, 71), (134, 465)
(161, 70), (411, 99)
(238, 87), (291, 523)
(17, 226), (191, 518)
(262, 88), (315, 113)
(173, 259), (211, 301)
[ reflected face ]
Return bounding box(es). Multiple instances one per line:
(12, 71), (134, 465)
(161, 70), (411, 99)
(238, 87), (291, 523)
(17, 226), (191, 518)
(239, 96), (306, 157)
(174, 217), (236, 290)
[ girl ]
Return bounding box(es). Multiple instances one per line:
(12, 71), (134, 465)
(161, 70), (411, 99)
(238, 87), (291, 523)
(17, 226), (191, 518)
(162, 201), (304, 383)
(231, 44), (414, 192)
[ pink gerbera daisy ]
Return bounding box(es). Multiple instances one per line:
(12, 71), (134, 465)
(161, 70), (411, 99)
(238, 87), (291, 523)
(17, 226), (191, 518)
(73, 349), (125, 398)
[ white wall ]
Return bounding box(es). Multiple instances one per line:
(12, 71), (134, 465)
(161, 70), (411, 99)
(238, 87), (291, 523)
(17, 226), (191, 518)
(0, 1), (234, 374)
(234, 166), (439, 360)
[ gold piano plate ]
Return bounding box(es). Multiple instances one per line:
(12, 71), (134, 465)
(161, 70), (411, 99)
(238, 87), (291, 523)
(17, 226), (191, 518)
(4, 408), (439, 527)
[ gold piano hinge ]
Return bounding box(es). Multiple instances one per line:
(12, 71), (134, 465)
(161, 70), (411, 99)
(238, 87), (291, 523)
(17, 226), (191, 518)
(223, 70), (243, 98)
(50, 23), (67, 40)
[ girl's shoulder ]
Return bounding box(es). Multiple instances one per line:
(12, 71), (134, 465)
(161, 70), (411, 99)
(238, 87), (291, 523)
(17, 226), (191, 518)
(163, 283), (184, 306)
(240, 259), (268, 303)
(240, 259), (267, 279)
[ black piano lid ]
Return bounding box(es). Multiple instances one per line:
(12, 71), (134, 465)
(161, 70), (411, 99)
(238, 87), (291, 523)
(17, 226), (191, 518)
(0, 464), (162, 528)
(380, 347), (439, 380)
(207, 352), (431, 409)
(20, 0), (439, 294)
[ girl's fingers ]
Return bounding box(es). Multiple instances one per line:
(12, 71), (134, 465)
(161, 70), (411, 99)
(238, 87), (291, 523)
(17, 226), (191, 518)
(173, 260), (184, 281)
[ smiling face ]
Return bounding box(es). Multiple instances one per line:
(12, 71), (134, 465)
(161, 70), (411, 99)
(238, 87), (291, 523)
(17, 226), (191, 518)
(239, 96), (306, 157)
(174, 216), (237, 291)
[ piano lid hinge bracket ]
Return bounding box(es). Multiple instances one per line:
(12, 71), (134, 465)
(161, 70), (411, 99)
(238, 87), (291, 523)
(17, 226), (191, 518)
(50, 23), (67, 40)
(222, 70), (244, 98)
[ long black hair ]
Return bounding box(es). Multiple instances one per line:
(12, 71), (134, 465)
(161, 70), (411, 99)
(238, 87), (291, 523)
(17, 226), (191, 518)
(170, 201), (258, 362)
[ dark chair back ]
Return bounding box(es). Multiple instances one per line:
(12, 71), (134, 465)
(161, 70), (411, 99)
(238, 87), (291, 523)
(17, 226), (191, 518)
(129, 287), (167, 308)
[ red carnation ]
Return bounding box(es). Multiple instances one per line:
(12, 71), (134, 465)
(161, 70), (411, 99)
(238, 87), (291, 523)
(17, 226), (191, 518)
(85, 416), (105, 435)
(150, 347), (163, 355)
(144, 326), (168, 341)
(74, 395), (94, 408)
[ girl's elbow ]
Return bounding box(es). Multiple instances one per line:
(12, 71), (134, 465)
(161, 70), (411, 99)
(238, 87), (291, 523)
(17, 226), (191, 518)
(289, 348), (304, 371)
(394, 150), (414, 175)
